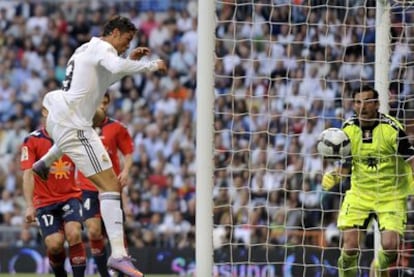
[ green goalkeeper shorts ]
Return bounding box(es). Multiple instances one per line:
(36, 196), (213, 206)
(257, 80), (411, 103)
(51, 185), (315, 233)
(337, 190), (407, 235)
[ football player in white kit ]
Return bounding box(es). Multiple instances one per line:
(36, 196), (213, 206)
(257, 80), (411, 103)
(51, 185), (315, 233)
(33, 15), (167, 277)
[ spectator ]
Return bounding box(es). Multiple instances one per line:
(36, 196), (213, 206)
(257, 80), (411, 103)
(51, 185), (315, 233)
(69, 12), (90, 45)
(140, 11), (159, 38)
(148, 20), (171, 53)
(0, 8), (11, 32)
(169, 42), (195, 77)
(176, 9), (192, 34)
(14, 227), (37, 247)
(149, 185), (167, 214)
(158, 210), (192, 247)
(0, 0), (400, 254)
(179, 18), (197, 55)
(25, 4), (48, 35)
(0, 190), (14, 225)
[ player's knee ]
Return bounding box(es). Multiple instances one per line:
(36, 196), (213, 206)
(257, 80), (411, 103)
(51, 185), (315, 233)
(343, 248), (359, 256)
(45, 234), (65, 253)
(87, 223), (103, 240)
(65, 224), (83, 244)
(66, 233), (82, 245)
(342, 240), (359, 256)
(381, 231), (400, 252)
(382, 240), (398, 252)
(46, 240), (65, 254)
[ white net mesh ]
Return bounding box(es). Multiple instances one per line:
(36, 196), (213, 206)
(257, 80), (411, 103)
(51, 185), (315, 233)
(391, 2), (414, 277)
(213, 1), (414, 276)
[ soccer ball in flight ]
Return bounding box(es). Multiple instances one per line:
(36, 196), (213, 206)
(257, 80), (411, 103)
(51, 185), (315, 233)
(316, 128), (351, 158)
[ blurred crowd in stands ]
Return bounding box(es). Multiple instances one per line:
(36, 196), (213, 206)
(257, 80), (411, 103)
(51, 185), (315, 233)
(0, 0), (414, 251)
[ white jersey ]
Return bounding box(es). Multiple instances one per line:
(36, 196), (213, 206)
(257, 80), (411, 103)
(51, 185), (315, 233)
(43, 37), (159, 129)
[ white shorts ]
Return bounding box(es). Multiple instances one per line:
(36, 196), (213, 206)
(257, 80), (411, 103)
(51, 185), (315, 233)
(46, 116), (112, 177)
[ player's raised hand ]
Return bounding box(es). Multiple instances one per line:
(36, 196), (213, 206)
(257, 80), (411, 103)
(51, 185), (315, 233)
(129, 47), (150, 60)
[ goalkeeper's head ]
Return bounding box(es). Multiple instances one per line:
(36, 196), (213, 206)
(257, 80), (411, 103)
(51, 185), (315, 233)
(352, 85), (379, 127)
(352, 84), (379, 100)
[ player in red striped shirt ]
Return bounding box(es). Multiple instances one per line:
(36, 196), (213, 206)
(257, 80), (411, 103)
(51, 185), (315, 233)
(21, 109), (87, 277)
(77, 93), (134, 277)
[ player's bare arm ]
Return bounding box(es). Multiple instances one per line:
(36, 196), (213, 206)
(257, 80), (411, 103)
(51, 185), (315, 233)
(23, 169), (36, 223)
(118, 153), (133, 188)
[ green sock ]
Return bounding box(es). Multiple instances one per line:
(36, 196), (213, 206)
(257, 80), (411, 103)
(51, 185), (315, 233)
(376, 250), (396, 271)
(338, 251), (358, 277)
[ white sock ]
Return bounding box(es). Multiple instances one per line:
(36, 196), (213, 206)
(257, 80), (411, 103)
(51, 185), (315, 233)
(100, 192), (127, 258)
(41, 144), (62, 167)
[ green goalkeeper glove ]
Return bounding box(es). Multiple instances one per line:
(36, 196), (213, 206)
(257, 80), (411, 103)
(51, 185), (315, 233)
(322, 171), (341, 191)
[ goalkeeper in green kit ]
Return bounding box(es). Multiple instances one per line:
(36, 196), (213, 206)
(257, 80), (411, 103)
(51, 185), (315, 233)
(322, 85), (414, 277)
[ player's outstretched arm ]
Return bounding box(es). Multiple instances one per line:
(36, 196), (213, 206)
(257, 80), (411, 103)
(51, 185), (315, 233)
(100, 51), (167, 75)
(128, 47), (168, 72)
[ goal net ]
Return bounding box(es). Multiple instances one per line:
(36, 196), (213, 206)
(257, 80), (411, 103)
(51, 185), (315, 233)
(212, 0), (414, 276)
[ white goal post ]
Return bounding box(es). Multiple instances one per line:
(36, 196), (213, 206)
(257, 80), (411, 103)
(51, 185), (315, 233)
(197, 0), (414, 276)
(196, 0), (215, 277)
(376, 0), (391, 114)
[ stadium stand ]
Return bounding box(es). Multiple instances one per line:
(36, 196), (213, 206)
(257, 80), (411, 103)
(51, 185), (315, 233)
(0, 0), (413, 253)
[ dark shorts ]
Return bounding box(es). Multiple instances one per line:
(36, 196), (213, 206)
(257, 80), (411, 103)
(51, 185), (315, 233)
(82, 190), (101, 220)
(36, 198), (83, 238)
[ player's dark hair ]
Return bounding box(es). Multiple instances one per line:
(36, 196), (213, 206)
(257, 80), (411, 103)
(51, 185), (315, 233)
(102, 15), (137, 36)
(352, 85), (379, 100)
(104, 92), (111, 103)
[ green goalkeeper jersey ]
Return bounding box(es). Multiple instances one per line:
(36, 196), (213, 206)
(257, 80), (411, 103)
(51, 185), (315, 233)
(342, 113), (414, 200)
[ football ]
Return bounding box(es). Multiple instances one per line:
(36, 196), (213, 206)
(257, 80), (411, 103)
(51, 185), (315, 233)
(316, 128), (351, 158)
